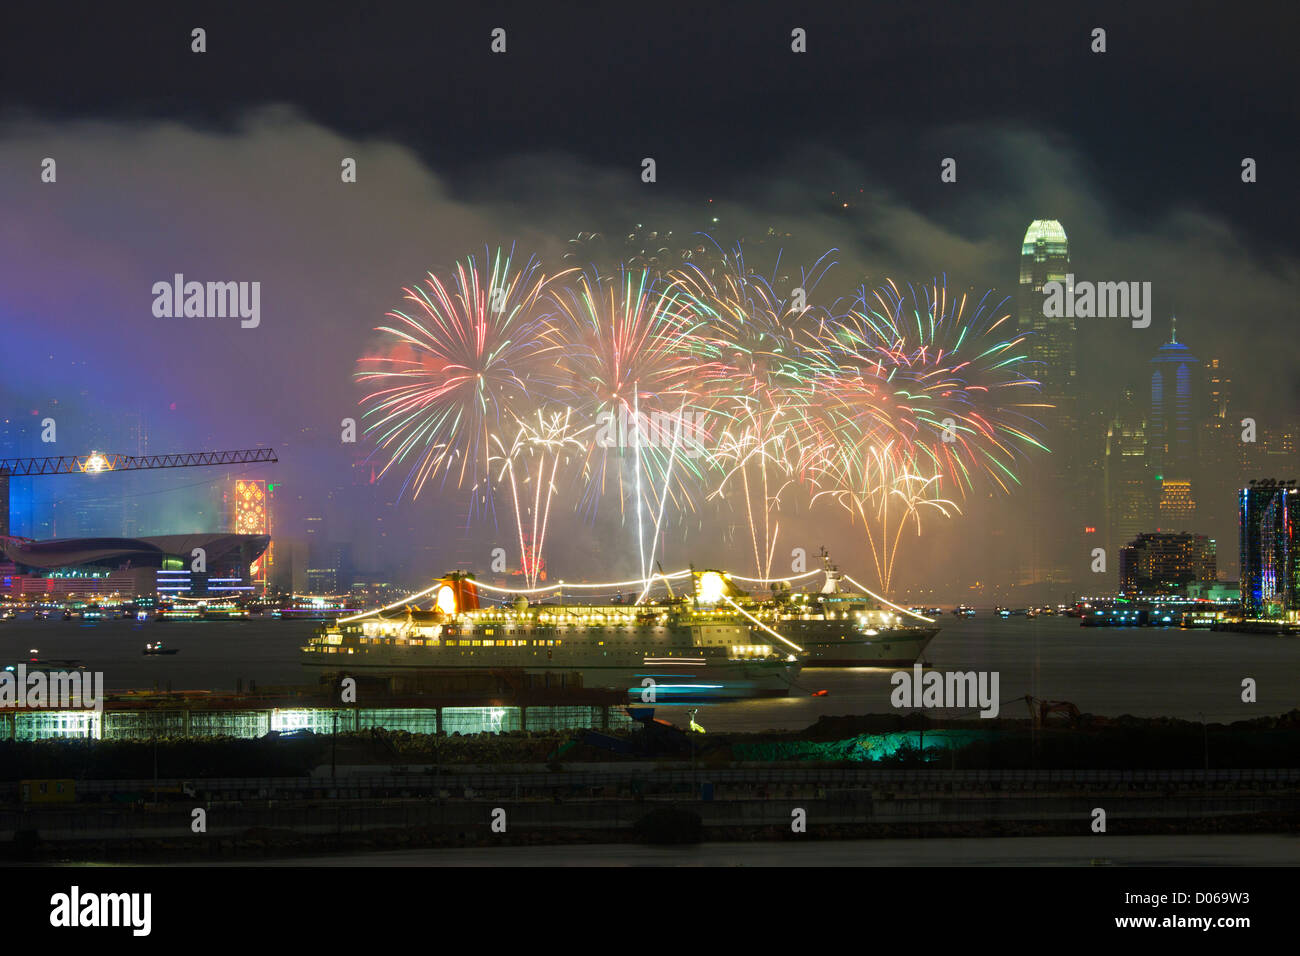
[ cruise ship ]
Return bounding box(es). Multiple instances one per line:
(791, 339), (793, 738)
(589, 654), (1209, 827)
(302, 560), (939, 697)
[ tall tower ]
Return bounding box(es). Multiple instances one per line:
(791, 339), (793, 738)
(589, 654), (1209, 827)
(1017, 220), (1077, 594)
(1018, 220), (1074, 433)
(1150, 318), (1199, 526)
(1104, 387), (1151, 554)
(1198, 357), (1236, 568)
(1204, 357), (1230, 420)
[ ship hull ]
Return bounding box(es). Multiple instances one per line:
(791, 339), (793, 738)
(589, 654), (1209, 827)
(301, 641), (801, 700)
(782, 626), (939, 667)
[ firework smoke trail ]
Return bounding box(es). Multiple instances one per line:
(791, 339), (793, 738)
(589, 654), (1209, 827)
(489, 408), (589, 589)
(355, 246), (570, 526)
(549, 265), (709, 580)
(670, 243), (838, 577)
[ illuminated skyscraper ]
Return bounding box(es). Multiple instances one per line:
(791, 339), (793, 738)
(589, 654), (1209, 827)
(1204, 358), (1230, 420)
(1156, 479), (1197, 529)
(1017, 220), (1076, 591)
(1018, 220), (1074, 430)
(1150, 319), (1199, 479)
(1104, 387), (1151, 554)
(1198, 357), (1237, 568)
(1239, 480), (1300, 619)
(1150, 319), (1200, 528)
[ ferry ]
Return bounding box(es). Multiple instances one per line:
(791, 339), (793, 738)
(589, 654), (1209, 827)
(156, 603), (249, 622)
(302, 559), (939, 696)
(272, 597), (354, 621)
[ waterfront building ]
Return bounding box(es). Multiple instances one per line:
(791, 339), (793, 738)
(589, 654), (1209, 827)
(1118, 531), (1216, 597)
(0, 532), (268, 599)
(1239, 479), (1300, 619)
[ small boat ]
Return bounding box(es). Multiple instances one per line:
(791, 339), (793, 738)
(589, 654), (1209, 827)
(142, 642), (179, 656)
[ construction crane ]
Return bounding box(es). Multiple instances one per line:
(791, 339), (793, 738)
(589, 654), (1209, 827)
(0, 448), (277, 536)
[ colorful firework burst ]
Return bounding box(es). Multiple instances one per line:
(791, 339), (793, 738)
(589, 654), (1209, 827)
(547, 264), (713, 577)
(355, 246), (570, 522)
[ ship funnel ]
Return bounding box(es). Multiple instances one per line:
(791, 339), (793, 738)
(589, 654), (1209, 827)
(692, 570), (745, 605)
(435, 574), (480, 615)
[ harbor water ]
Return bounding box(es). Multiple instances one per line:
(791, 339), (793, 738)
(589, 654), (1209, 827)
(2, 615), (1297, 732)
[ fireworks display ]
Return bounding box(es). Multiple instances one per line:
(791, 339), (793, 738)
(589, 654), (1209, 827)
(355, 245), (568, 523)
(668, 244), (838, 581)
(357, 245), (1050, 592)
(489, 408), (588, 589)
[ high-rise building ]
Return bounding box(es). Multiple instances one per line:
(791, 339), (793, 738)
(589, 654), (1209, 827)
(306, 541), (352, 595)
(1018, 220), (1074, 429)
(1204, 358), (1230, 420)
(1156, 479), (1197, 529)
(1239, 479), (1300, 619)
(1017, 220), (1077, 592)
(1118, 531), (1216, 597)
(1150, 319), (1200, 528)
(1197, 357), (1238, 568)
(1149, 320), (1199, 481)
(1104, 387), (1151, 555)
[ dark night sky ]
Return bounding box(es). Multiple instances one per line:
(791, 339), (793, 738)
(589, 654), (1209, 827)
(7, 2), (1297, 239)
(1, 1), (1297, 589)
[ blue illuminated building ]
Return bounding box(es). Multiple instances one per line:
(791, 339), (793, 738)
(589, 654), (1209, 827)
(1239, 480), (1300, 619)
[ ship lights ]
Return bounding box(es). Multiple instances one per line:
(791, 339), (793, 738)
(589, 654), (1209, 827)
(435, 585), (457, 616)
(698, 571), (727, 605)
